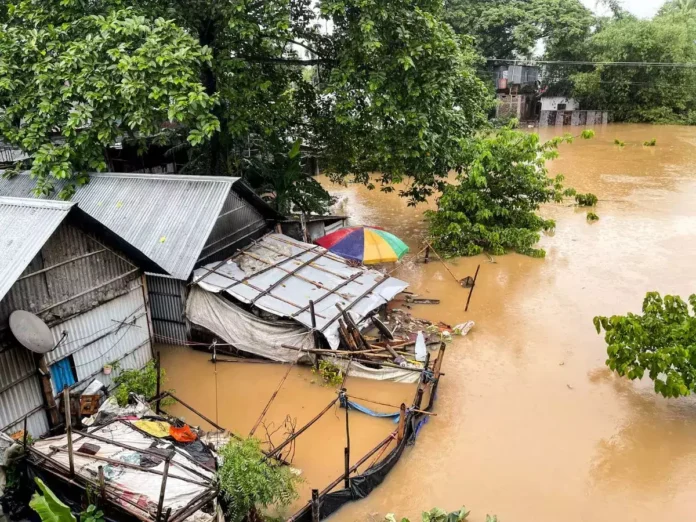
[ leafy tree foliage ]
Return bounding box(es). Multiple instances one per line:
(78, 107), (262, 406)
(216, 438), (300, 522)
(426, 127), (593, 258)
(594, 292), (696, 398)
(0, 1), (219, 198)
(444, 0), (593, 59)
(570, 13), (696, 123)
(1, 0), (492, 210)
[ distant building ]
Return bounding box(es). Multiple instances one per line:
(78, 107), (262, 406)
(494, 65), (541, 122)
(539, 95), (609, 127)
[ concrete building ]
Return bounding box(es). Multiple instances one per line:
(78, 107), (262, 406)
(0, 198), (165, 438)
(539, 96), (609, 127)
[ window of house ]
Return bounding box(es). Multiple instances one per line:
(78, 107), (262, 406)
(50, 355), (77, 393)
(557, 103), (567, 111)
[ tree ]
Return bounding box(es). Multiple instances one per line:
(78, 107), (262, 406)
(1, 0), (492, 210)
(0, 1), (219, 199)
(444, 0), (593, 59)
(425, 127), (594, 258)
(216, 438), (300, 522)
(570, 14), (696, 123)
(594, 292), (696, 399)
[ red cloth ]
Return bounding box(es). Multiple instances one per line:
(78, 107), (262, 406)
(169, 424), (197, 442)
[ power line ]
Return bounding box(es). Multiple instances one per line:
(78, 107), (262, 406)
(487, 58), (696, 68)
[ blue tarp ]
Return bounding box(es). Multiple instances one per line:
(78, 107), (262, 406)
(340, 397), (401, 422)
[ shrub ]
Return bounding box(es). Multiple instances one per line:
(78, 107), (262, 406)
(113, 360), (165, 406)
(312, 359), (343, 387)
(643, 138), (657, 146)
(216, 438), (300, 522)
(587, 212), (599, 222)
(575, 193), (598, 206)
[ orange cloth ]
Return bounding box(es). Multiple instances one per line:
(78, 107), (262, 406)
(169, 424), (197, 442)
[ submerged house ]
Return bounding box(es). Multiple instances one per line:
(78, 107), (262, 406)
(0, 197), (165, 438)
(0, 172), (282, 345)
(539, 96), (609, 127)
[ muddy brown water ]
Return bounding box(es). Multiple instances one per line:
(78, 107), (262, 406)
(162, 124), (696, 521)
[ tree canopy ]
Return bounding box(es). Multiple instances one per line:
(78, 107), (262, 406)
(426, 126), (594, 258)
(594, 292), (696, 398)
(570, 13), (696, 123)
(444, 0), (593, 59)
(0, 0), (491, 209)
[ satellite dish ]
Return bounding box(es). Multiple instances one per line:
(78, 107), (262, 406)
(9, 311), (55, 354)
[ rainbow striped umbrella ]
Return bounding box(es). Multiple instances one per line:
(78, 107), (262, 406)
(315, 226), (409, 264)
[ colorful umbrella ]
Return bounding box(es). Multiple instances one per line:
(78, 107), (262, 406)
(315, 226), (409, 264)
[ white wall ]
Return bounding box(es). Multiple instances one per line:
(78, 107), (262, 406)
(541, 97), (579, 111)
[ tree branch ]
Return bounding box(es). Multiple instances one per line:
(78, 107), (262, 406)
(235, 56), (333, 65)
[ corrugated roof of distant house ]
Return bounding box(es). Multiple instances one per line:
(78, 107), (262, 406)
(0, 172), (263, 280)
(0, 198), (74, 302)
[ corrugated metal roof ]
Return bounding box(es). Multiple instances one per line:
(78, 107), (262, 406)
(192, 234), (408, 349)
(0, 172), (240, 279)
(0, 197), (73, 303)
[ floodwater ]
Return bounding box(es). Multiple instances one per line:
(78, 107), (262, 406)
(162, 123), (696, 522)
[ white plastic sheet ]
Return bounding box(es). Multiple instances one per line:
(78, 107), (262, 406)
(192, 234), (408, 349)
(186, 287), (315, 363)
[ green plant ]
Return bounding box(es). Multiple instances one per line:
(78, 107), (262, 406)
(29, 478), (77, 522)
(79, 505), (104, 522)
(216, 438), (300, 522)
(614, 139), (625, 147)
(586, 212), (599, 222)
(644, 138), (657, 146)
(113, 360), (167, 407)
(385, 506), (483, 522)
(594, 292), (696, 398)
(312, 360), (344, 387)
(426, 127), (593, 258)
(576, 193), (598, 206)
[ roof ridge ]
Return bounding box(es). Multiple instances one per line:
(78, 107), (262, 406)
(0, 196), (74, 210)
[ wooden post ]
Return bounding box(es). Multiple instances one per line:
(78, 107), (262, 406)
(343, 388), (350, 488)
(38, 355), (60, 427)
(163, 508), (172, 522)
(156, 456), (171, 521)
(465, 264), (481, 312)
(98, 465), (106, 505)
(309, 300), (320, 369)
(22, 415), (28, 450)
(63, 388), (74, 477)
(424, 245), (430, 264)
(414, 388), (424, 410)
(311, 489), (320, 522)
(155, 351), (162, 415)
(397, 403), (407, 442)
(344, 447), (350, 489)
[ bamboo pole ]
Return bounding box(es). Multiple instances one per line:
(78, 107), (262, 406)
(155, 351), (162, 415)
(465, 264), (481, 312)
(63, 388), (74, 477)
(291, 272), (365, 318)
(249, 360), (297, 437)
(397, 404), (407, 442)
(98, 466), (105, 505)
(156, 457), (171, 522)
(343, 394), (436, 416)
(424, 242), (460, 285)
(319, 276), (390, 333)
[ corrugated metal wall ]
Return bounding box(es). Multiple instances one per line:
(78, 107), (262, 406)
(146, 273), (188, 345)
(0, 344), (49, 437)
(0, 222), (152, 437)
(198, 189), (268, 264)
(47, 281), (151, 395)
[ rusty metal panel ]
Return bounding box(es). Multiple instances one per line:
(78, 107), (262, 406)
(0, 345), (49, 437)
(0, 222), (136, 327)
(45, 282), (151, 394)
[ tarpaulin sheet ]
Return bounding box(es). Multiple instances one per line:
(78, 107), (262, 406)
(186, 286), (315, 364)
(192, 234), (408, 349)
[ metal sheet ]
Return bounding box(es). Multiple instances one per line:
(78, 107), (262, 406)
(146, 274), (188, 345)
(0, 173), (238, 279)
(0, 345), (49, 437)
(0, 198), (73, 303)
(46, 283), (152, 394)
(193, 234), (408, 349)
